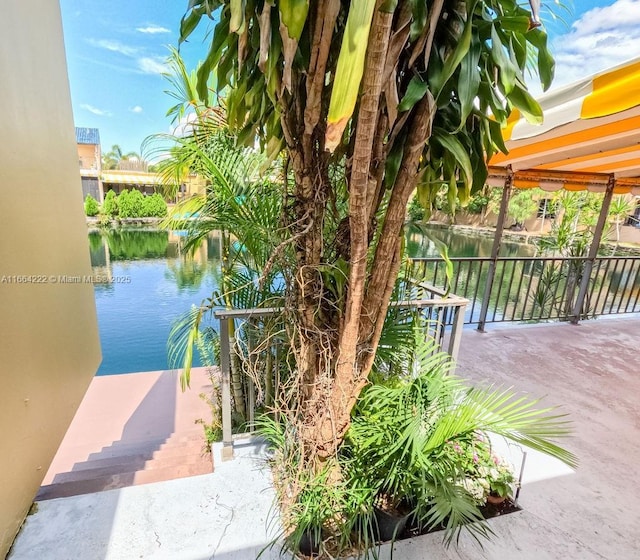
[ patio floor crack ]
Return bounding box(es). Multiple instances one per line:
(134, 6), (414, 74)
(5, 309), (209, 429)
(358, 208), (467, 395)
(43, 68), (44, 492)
(209, 494), (235, 559)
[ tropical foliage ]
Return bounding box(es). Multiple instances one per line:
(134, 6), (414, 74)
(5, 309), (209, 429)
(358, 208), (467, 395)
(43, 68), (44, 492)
(95, 190), (168, 219)
(142, 193), (169, 218)
(158, 2), (577, 555)
(507, 190), (538, 230)
(102, 190), (118, 217)
(608, 196), (634, 245)
(262, 326), (576, 555)
(117, 189), (145, 218)
(178, 0), (557, 469)
(102, 144), (142, 170)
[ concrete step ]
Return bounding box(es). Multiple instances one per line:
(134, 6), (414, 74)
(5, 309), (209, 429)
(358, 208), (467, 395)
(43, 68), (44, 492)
(57, 431), (205, 457)
(37, 462), (213, 501)
(49, 452), (211, 484)
(62, 442), (209, 473)
(80, 434), (206, 461)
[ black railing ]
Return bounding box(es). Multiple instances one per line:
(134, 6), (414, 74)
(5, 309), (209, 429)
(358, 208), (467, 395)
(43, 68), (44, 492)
(410, 256), (640, 326)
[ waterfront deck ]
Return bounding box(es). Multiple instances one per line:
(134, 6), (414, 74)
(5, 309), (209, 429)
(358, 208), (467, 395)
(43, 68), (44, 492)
(9, 317), (640, 559)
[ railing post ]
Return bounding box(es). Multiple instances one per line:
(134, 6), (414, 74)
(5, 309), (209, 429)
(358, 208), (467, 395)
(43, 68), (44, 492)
(448, 299), (467, 363)
(478, 169), (513, 331)
(218, 316), (234, 461)
(571, 176), (615, 323)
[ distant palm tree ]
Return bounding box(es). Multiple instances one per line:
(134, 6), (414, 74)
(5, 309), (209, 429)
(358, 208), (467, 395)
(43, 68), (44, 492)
(102, 144), (142, 170)
(608, 196), (634, 245)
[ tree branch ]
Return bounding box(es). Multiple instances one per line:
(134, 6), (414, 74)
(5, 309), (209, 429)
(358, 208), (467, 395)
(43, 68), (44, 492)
(304, 0), (340, 138)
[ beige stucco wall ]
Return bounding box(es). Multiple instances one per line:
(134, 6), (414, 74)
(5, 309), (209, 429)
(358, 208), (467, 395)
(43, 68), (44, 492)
(0, 2), (101, 557)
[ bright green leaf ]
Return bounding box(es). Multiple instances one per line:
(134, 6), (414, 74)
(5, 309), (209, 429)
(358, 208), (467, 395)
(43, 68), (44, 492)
(325, 0), (377, 152)
(433, 129), (473, 191)
(279, 0), (309, 40)
(432, 0), (478, 99)
(507, 84), (543, 124)
(230, 0), (246, 33)
(491, 25), (516, 95)
(457, 40), (481, 127)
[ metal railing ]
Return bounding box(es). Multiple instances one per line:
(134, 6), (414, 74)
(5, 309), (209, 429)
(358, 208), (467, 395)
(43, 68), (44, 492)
(410, 256), (640, 327)
(214, 286), (469, 460)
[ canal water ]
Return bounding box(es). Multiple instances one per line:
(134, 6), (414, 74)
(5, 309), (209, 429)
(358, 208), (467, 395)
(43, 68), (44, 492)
(89, 226), (536, 375)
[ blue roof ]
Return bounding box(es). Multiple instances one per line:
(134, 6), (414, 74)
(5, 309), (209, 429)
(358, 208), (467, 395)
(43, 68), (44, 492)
(75, 127), (100, 145)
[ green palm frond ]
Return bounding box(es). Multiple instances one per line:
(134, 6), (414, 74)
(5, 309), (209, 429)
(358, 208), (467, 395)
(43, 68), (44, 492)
(423, 479), (492, 546)
(167, 303), (212, 389)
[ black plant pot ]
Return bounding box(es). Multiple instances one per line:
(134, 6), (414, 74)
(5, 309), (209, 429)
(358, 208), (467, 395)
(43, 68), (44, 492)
(298, 529), (322, 557)
(374, 505), (411, 542)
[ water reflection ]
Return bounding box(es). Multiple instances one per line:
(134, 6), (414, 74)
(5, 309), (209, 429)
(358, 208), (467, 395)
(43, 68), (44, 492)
(89, 228), (223, 375)
(405, 224), (537, 258)
(89, 226), (536, 375)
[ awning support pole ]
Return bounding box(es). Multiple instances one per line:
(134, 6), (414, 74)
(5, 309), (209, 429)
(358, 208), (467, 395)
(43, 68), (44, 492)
(477, 168), (513, 332)
(570, 175), (615, 324)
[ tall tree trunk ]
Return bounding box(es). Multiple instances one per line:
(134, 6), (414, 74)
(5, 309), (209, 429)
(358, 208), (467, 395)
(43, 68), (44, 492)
(297, 12), (438, 459)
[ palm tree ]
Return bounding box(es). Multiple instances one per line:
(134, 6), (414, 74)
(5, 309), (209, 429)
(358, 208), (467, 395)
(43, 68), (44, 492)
(344, 328), (577, 545)
(608, 196), (634, 246)
(147, 52), (286, 417)
(269, 325), (577, 554)
(102, 144), (142, 170)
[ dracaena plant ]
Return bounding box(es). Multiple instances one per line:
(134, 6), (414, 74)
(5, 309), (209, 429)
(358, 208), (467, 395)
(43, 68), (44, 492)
(177, 0), (558, 469)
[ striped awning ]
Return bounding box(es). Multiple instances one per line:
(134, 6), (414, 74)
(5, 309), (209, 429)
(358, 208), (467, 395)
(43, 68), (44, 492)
(490, 57), (640, 195)
(101, 171), (166, 185)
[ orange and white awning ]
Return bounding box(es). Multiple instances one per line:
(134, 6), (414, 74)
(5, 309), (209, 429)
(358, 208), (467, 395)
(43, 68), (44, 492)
(101, 171), (166, 185)
(490, 57), (640, 195)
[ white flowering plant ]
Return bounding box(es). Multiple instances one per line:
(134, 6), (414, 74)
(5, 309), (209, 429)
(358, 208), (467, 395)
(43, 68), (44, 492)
(443, 432), (516, 504)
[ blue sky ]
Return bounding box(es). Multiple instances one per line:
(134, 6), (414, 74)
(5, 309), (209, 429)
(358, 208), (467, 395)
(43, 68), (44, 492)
(60, 0), (640, 157)
(60, 0), (212, 156)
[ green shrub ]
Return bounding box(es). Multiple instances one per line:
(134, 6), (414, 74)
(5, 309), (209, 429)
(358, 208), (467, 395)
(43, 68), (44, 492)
(116, 190), (130, 217)
(142, 193), (168, 217)
(467, 193), (489, 214)
(102, 190), (118, 217)
(84, 194), (100, 216)
(129, 189), (145, 217)
(118, 189), (145, 218)
(407, 196), (425, 222)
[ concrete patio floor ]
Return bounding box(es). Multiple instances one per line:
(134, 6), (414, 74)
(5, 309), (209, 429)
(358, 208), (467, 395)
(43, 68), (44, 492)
(8, 316), (640, 559)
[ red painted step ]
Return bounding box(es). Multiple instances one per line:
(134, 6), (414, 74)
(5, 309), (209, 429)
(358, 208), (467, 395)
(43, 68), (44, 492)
(39, 368), (216, 499)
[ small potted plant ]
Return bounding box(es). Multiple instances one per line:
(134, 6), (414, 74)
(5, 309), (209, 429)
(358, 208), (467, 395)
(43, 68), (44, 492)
(482, 454), (516, 505)
(444, 433), (516, 506)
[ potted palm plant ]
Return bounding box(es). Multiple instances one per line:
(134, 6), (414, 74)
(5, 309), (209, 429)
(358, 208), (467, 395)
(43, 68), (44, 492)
(341, 327), (577, 545)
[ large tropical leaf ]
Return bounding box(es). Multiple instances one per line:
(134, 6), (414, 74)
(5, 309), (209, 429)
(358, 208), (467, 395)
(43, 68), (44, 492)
(325, 0), (377, 152)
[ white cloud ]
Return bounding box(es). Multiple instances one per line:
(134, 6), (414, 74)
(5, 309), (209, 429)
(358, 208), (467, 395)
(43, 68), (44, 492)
(138, 56), (167, 75)
(81, 104), (111, 116)
(170, 112), (198, 138)
(136, 25), (170, 34)
(549, 0), (640, 88)
(130, 105), (143, 113)
(89, 39), (138, 57)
